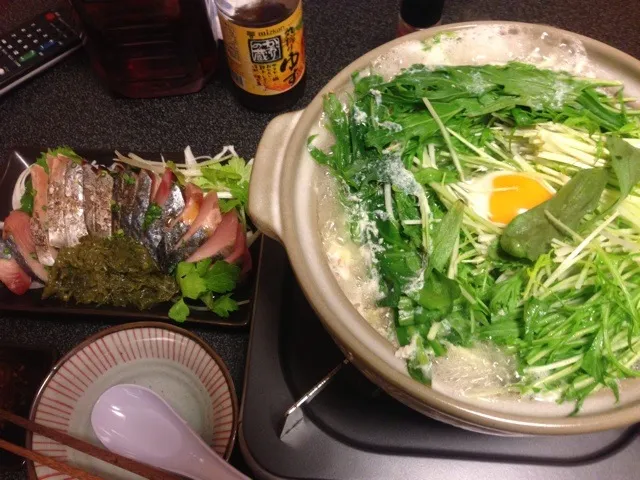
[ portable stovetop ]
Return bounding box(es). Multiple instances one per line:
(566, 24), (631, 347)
(240, 238), (639, 480)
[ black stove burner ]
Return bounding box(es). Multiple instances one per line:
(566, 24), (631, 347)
(240, 239), (639, 480)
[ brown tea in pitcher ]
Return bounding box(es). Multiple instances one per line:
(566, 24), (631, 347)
(70, 0), (218, 98)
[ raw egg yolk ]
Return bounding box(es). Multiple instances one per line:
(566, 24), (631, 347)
(489, 174), (553, 225)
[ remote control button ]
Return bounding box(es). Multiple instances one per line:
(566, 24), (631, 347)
(13, 50), (19, 55)
(17, 39), (22, 44)
(19, 50), (36, 62)
(0, 68), (5, 76)
(1, 39), (6, 44)
(45, 12), (57, 21)
(39, 40), (56, 51)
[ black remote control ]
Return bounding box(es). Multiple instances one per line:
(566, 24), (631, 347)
(0, 10), (82, 96)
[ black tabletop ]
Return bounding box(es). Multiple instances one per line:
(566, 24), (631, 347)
(0, 0), (639, 479)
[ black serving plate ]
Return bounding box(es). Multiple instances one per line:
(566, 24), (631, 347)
(240, 238), (640, 480)
(0, 147), (259, 327)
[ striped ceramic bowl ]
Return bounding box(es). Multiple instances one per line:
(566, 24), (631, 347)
(26, 322), (238, 480)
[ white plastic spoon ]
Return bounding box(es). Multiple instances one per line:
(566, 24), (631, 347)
(91, 384), (248, 480)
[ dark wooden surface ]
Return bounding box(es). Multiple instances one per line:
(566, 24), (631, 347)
(0, 0), (638, 478)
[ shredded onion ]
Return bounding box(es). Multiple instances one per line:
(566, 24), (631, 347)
(114, 147), (246, 178)
(114, 151), (165, 174)
(12, 167), (31, 211)
(184, 146), (197, 167)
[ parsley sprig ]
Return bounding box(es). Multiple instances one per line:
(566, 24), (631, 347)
(169, 259), (241, 321)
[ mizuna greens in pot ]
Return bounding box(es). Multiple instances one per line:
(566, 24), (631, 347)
(309, 61), (640, 412)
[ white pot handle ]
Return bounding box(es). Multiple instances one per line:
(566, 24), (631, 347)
(248, 110), (303, 243)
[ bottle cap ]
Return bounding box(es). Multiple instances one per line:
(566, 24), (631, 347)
(400, 0), (444, 28)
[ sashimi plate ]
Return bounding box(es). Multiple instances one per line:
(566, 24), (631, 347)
(0, 148), (260, 327)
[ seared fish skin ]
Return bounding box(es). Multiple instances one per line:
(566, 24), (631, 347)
(29, 164), (57, 266)
(0, 238), (31, 295)
(187, 212), (238, 263)
(2, 210), (48, 281)
(83, 165), (97, 236)
(157, 183), (203, 271)
(131, 170), (153, 241)
(64, 162), (88, 247)
(93, 171), (114, 238)
(83, 166), (114, 238)
(144, 183), (184, 259)
(119, 171), (138, 236)
(163, 191), (222, 270)
(111, 171), (125, 231)
(47, 155), (70, 248)
(163, 228), (209, 270)
(158, 222), (188, 270)
(1, 236), (36, 280)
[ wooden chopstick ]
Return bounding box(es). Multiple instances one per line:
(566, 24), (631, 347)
(0, 408), (182, 480)
(0, 437), (103, 480)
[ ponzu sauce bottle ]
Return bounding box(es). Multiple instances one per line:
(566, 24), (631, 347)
(216, 0), (306, 112)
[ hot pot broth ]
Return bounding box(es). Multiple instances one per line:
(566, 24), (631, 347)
(312, 28), (640, 410)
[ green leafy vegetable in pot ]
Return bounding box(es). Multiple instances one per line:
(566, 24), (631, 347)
(310, 59), (640, 411)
